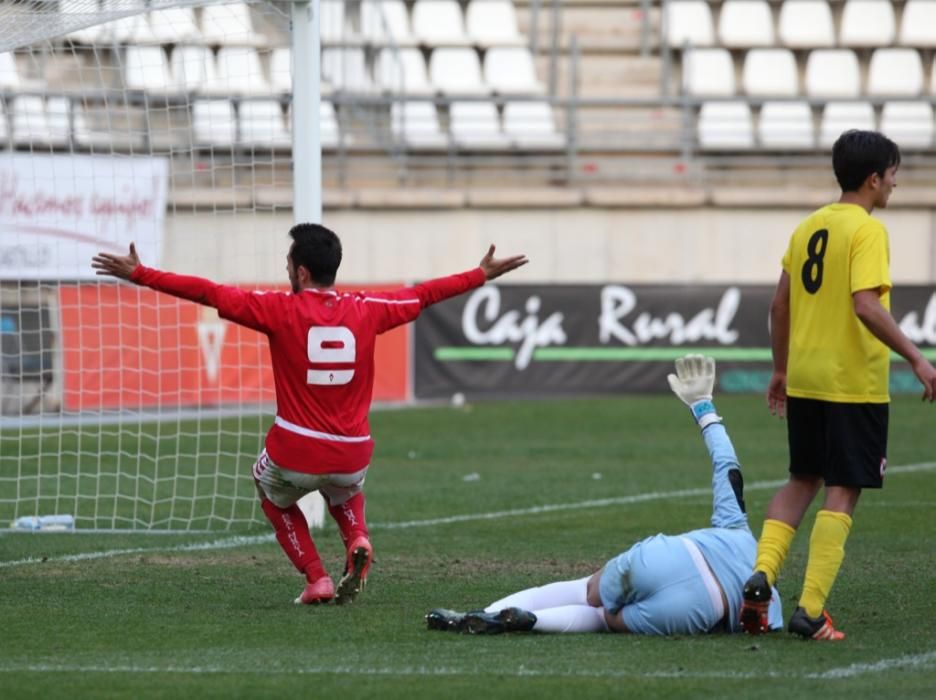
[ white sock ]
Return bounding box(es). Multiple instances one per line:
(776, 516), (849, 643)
(532, 605), (609, 633)
(484, 576), (590, 613)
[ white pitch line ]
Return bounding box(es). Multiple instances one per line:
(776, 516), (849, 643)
(1, 462), (934, 571)
(1, 651), (935, 680)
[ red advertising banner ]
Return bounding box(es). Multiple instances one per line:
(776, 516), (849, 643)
(59, 283), (409, 411)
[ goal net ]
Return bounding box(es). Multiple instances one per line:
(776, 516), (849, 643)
(0, 0), (335, 532)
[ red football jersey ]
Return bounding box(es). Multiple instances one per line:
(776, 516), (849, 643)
(131, 265), (487, 473)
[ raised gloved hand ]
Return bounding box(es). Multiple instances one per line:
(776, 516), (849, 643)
(667, 354), (722, 429)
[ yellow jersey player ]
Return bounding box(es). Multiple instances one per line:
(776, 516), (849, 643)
(741, 130), (936, 640)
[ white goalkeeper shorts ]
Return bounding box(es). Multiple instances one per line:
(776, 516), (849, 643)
(252, 449), (368, 508)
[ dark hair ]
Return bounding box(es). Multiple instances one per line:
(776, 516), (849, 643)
(288, 223), (342, 286)
(832, 130), (901, 192)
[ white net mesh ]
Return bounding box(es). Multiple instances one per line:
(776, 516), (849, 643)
(0, 0), (305, 531)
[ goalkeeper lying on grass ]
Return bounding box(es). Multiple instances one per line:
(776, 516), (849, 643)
(427, 355), (784, 636)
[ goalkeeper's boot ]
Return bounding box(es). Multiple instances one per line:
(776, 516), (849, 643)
(788, 607), (845, 641)
(335, 535), (373, 605)
(425, 608), (468, 632)
(294, 575), (334, 605)
(740, 571), (772, 635)
(464, 607), (537, 635)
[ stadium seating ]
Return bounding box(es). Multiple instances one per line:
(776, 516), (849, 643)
(682, 48), (735, 97)
(320, 0), (348, 44)
(697, 102), (754, 149)
(375, 48), (433, 95)
(466, 0), (525, 48)
(718, 0), (774, 48)
(0, 101), (9, 145)
(411, 0), (471, 46)
(361, 0), (417, 46)
(0, 51), (20, 89)
(147, 7), (200, 44)
(429, 48), (487, 94)
(664, 0), (715, 48)
(804, 50), (861, 98)
(192, 98), (236, 146)
(200, 3), (265, 46)
(449, 101), (509, 148)
(742, 49), (798, 97)
(171, 45), (217, 93)
(880, 101), (934, 147)
(778, 0), (835, 48)
(12, 96), (70, 147)
(867, 49), (924, 97)
(270, 47), (291, 94)
(238, 99), (290, 147)
(483, 48), (543, 95)
(321, 47), (372, 93)
(759, 101), (815, 149)
(391, 100), (448, 148)
(839, 0), (896, 47)
(502, 101), (563, 149)
(819, 101), (875, 147)
(216, 47), (271, 95)
(899, 1), (936, 47)
(99, 0), (148, 45)
(61, 0), (104, 44)
(124, 45), (172, 93)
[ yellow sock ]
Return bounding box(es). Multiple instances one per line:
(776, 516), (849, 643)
(799, 510), (853, 618)
(754, 519), (797, 587)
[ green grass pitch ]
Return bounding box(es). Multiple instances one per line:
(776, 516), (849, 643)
(2, 395), (936, 699)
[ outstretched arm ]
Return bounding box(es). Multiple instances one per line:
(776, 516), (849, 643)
(92, 243), (275, 333)
(668, 355), (748, 529)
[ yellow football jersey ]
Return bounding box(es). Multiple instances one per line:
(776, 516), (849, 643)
(781, 203), (892, 403)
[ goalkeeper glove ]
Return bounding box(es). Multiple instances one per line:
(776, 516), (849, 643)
(667, 354), (722, 429)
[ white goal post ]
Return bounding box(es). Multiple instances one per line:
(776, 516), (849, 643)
(0, 0), (338, 532)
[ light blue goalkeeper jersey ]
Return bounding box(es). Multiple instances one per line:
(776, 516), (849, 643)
(681, 423), (784, 633)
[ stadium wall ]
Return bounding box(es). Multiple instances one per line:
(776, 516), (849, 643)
(165, 205), (936, 285)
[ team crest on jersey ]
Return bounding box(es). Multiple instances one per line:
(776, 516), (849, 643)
(879, 457), (887, 478)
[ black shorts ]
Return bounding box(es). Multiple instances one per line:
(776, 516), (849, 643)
(786, 397), (889, 489)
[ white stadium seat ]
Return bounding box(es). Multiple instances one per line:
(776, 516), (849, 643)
(819, 102), (875, 147)
(0, 51), (21, 90)
(45, 97), (74, 147)
(466, 0), (525, 47)
(682, 49), (735, 97)
(148, 8), (200, 44)
(320, 0), (348, 43)
(239, 99), (290, 147)
(742, 49), (798, 97)
(192, 99), (236, 146)
(376, 48), (432, 95)
(171, 45), (218, 93)
(216, 47), (271, 95)
(759, 101), (815, 149)
(391, 101), (447, 148)
(778, 0), (835, 48)
(718, 0), (775, 48)
(449, 101), (509, 148)
(483, 48), (543, 95)
(13, 96), (70, 147)
(867, 49), (924, 97)
(839, 0), (896, 47)
(321, 48), (372, 93)
(412, 0), (470, 46)
(502, 101), (563, 149)
(98, 0), (148, 44)
(899, 1), (936, 48)
(805, 50), (861, 98)
(361, 0), (417, 46)
(429, 48), (487, 94)
(880, 101), (934, 147)
(270, 47), (291, 94)
(124, 45), (173, 92)
(665, 0), (715, 48)
(199, 3), (264, 46)
(697, 101), (754, 149)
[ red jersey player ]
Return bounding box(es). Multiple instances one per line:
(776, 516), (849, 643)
(92, 223), (528, 606)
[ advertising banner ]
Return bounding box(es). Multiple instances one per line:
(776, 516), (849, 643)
(58, 283), (410, 411)
(0, 154), (167, 280)
(414, 284), (936, 398)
